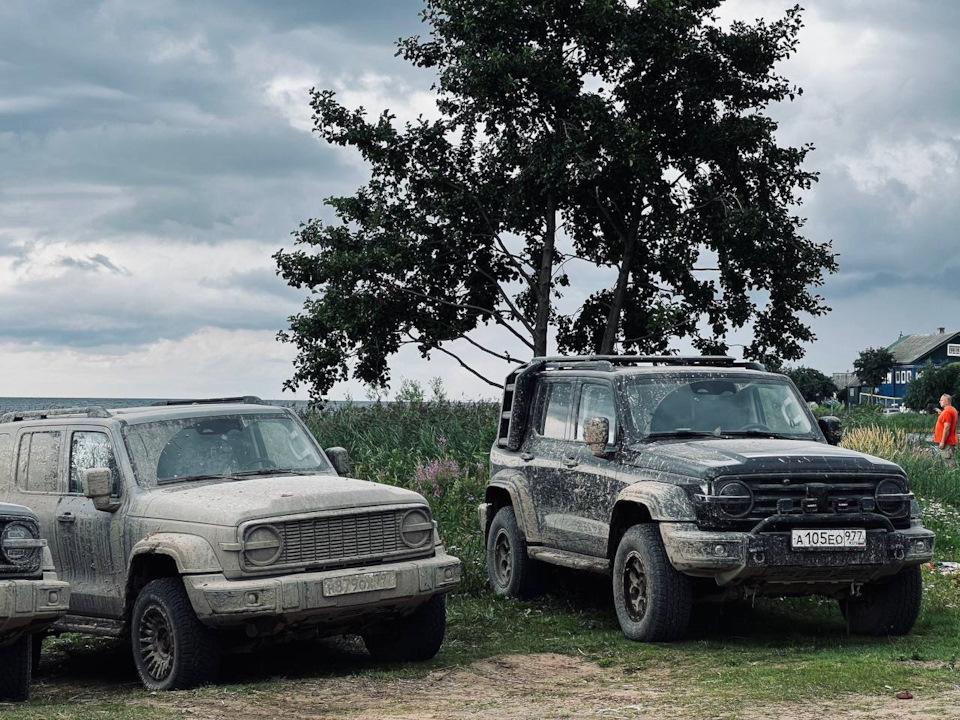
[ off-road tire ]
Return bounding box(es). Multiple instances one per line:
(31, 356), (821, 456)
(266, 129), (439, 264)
(613, 524), (692, 642)
(131, 578), (221, 691)
(486, 505), (543, 599)
(842, 565), (922, 636)
(0, 635), (32, 701)
(31, 633), (43, 676)
(362, 595), (447, 662)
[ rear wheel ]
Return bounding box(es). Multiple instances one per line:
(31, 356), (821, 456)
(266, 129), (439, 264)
(613, 524), (692, 642)
(0, 635), (32, 701)
(486, 506), (543, 599)
(362, 595), (447, 662)
(131, 578), (221, 690)
(842, 566), (922, 636)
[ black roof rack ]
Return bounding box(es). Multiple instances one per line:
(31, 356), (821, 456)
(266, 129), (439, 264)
(0, 406), (112, 424)
(150, 396), (264, 407)
(533, 355), (766, 371)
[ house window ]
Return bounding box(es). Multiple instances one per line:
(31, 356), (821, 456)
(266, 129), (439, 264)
(885, 372), (892, 384)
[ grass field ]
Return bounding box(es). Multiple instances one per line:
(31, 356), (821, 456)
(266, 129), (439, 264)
(6, 400), (960, 718)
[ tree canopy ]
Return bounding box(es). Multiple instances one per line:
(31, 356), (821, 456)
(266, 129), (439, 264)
(852, 347), (895, 392)
(781, 366), (838, 403)
(904, 362), (960, 412)
(275, 0), (837, 399)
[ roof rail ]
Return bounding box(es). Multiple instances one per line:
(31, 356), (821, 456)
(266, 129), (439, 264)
(533, 355), (767, 371)
(0, 406), (112, 424)
(150, 396), (264, 407)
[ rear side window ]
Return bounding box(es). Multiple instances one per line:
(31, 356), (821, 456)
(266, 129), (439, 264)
(536, 383), (573, 439)
(70, 431), (120, 495)
(17, 431), (62, 493)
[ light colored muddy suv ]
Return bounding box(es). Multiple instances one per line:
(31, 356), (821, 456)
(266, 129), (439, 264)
(0, 503), (70, 701)
(0, 398), (461, 690)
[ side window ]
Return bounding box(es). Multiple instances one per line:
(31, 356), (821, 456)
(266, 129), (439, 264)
(70, 431), (120, 496)
(17, 432), (62, 493)
(0, 433), (11, 488)
(575, 384), (618, 443)
(536, 382), (573, 440)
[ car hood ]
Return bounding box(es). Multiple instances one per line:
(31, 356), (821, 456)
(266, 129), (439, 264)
(134, 474), (427, 525)
(622, 438), (904, 481)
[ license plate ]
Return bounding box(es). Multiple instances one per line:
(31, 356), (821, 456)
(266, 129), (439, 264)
(791, 528), (866, 550)
(322, 571), (397, 597)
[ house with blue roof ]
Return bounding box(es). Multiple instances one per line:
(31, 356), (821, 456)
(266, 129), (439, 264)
(876, 328), (960, 403)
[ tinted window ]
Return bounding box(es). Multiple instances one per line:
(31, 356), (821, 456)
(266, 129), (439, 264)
(18, 432), (62, 493)
(70, 431), (120, 495)
(575, 384), (618, 442)
(537, 383), (573, 439)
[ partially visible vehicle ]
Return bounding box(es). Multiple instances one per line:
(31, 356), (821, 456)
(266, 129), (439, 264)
(0, 398), (460, 691)
(0, 503), (70, 701)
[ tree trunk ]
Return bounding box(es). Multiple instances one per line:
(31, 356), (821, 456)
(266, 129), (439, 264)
(599, 229), (638, 354)
(533, 194), (556, 357)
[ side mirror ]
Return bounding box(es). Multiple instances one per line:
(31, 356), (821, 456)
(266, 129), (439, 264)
(583, 417), (610, 457)
(83, 468), (120, 512)
(818, 416), (842, 446)
(325, 447), (352, 476)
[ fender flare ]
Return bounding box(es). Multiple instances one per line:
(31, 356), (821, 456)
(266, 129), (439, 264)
(486, 470), (541, 543)
(614, 482), (696, 522)
(128, 533), (222, 575)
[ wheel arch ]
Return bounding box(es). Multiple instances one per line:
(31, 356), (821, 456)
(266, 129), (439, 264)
(485, 470), (540, 543)
(125, 534), (222, 618)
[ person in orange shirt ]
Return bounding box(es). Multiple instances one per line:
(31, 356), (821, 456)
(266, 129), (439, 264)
(934, 393), (958, 461)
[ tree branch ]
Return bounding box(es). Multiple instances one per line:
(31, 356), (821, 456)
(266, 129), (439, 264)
(406, 332), (504, 389)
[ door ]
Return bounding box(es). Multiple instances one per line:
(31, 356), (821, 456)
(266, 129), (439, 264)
(12, 428), (66, 562)
(55, 428), (125, 617)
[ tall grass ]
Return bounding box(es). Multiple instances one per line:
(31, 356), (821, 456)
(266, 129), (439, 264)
(301, 400), (499, 594)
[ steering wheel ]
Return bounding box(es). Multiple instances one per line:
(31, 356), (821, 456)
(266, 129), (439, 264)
(246, 458), (278, 470)
(739, 422), (773, 433)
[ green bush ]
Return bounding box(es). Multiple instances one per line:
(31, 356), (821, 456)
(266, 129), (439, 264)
(301, 400), (499, 594)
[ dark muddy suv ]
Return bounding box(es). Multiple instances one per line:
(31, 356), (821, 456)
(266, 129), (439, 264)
(479, 356), (935, 641)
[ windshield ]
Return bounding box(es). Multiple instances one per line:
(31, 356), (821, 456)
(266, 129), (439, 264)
(624, 375), (817, 441)
(122, 412), (332, 486)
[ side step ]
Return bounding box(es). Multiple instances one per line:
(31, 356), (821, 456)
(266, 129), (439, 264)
(528, 547), (610, 574)
(53, 615), (126, 638)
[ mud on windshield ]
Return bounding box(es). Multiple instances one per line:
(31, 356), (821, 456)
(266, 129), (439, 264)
(624, 375), (819, 442)
(122, 413), (333, 486)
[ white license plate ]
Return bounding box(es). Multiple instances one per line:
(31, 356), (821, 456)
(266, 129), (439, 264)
(791, 528), (866, 550)
(322, 571), (397, 597)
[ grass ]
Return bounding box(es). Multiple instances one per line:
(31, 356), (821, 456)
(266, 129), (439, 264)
(9, 397), (960, 717)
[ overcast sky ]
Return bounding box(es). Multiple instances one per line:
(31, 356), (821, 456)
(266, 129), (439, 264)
(0, 0), (957, 400)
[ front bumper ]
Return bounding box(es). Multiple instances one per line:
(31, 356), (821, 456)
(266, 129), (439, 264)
(183, 548), (461, 631)
(660, 519), (935, 587)
(0, 573), (71, 643)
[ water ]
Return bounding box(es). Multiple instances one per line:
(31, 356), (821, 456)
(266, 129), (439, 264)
(0, 397), (311, 415)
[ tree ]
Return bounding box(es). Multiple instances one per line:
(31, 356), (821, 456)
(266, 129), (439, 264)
(903, 362), (960, 412)
(781, 366), (838, 403)
(853, 347), (895, 392)
(275, 0), (838, 400)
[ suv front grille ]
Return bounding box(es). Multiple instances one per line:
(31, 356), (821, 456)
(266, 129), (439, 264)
(241, 506), (434, 573)
(699, 474), (912, 531)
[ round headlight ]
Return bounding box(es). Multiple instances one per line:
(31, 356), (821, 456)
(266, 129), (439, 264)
(875, 478), (907, 516)
(1, 522), (40, 568)
(243, 525), (283, 566)
(400, 509), (432, 549)
(717, 481), (754, 518)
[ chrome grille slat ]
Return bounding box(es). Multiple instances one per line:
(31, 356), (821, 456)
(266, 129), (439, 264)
(272, 510), (413, 568)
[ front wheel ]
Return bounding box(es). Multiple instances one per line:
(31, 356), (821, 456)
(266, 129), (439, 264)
(131, 578), (221, 691)
(841, 566), (922, 636)
(0, 635), (32, 701)
(612, 524), (692, 642)
(362, 595), (447, 662)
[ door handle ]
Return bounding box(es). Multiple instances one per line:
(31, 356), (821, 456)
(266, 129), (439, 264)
(520, 453), (534, 461)
(56, 512), (76, 524)
(564, 457), (579, 468)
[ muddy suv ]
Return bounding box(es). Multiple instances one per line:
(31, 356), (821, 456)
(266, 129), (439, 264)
(479, 356), (935, 641)
(0, 399), (460, 690)
(0, 503), (70, 701)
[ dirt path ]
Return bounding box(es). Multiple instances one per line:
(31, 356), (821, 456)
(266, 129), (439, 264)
(123, 653), (960, 720)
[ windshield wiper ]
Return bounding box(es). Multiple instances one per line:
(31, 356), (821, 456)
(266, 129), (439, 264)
(158, 473), (235, 484)
(229, 469), (318, 478)
(643, 430), (721, 442)
(724, 430), (799, 440)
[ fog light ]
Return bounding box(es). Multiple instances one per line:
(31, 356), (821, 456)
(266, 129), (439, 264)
(246, 592), (259, 605)
(714, 545), (725, 556)
(48, 591), (59, 605)
(444, 568), (453, 580)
